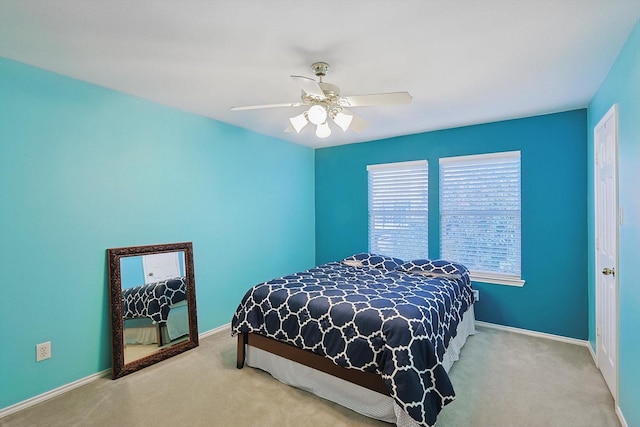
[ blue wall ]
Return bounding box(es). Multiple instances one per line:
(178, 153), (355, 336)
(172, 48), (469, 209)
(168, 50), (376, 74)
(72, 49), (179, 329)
(0, 58), (316, 409)
(587, 20), (640, 427)
(316, 110), (588, 340)
(120, 256), (147, 288)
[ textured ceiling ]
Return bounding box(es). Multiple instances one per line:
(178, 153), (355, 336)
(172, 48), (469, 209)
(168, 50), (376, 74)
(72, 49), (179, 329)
(1, 0), (639, 148)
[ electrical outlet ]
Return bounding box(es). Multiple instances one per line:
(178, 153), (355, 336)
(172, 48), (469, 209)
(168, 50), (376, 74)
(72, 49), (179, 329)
(36, 341), (51, 362)
(473, 289), (480, 302)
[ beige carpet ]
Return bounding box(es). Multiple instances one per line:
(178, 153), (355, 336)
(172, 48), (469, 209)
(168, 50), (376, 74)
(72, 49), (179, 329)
(0, 326), (620, 427)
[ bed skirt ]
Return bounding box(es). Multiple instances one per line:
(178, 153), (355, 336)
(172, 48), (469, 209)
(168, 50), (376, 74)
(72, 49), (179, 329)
(245, 304), (476, 427)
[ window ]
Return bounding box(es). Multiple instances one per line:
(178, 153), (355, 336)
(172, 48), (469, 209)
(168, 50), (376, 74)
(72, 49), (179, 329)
(440, 151), (523, 286)
(367, 160), (428, 261)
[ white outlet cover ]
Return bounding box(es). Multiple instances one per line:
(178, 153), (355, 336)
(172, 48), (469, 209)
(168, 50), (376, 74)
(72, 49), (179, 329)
(36, 341), (51, 362)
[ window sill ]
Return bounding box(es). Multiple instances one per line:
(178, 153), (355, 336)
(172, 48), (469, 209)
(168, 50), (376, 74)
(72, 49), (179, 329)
(470, 273), (525, 287)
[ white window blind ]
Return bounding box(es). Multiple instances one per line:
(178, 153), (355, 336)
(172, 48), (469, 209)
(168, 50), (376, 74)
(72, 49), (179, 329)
(440, 151), (523, 285)
(367, 160), (428, 261)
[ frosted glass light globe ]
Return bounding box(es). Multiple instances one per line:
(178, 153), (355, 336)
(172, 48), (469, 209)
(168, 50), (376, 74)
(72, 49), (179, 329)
(333, 111), (353, 132)
(315, 122), (331, 138)
(288, 113), (308, 133)
(307, 105), (328, 125)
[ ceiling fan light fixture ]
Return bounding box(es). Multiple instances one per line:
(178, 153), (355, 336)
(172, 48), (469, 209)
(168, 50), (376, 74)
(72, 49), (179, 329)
(231, 62), (409, 140)
(315, 122), (331, 138)
(289, 112), (308, 133)
(307, 104), (327, 125)
(333, 111), (353, 132)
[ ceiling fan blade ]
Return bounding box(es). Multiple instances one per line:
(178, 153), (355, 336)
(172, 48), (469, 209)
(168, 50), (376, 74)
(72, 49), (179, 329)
(230, 102), (302, 111)
(342, 92), (412, 107)
(342, 109), (369, 133)
(291, 75), (326, 99)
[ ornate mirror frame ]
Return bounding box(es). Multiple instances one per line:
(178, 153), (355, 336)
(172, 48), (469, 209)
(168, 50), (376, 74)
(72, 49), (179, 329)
(107, 242), (199, 379)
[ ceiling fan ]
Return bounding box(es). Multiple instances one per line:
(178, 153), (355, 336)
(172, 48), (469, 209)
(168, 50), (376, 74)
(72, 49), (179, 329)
(230, 62), (412, 138)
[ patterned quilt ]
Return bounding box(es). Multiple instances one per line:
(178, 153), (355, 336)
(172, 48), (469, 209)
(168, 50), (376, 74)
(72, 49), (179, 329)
(122, 276), (187, 323)
(231, 254), (474, 427)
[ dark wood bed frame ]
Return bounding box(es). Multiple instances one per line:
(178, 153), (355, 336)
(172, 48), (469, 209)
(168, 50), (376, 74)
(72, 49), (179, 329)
(236, 332), (389, 395)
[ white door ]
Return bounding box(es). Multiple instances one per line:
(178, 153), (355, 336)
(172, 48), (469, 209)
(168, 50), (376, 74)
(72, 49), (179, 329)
(142, 251), (182, 284)
(594, 104), (618, 400)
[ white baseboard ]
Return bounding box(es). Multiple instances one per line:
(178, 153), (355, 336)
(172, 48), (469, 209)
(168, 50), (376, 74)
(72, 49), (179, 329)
(475, 320), (589, 347)
(0, 324), (232, 419)
(586, 339), (597, 364)
(0, 368), (111, 419)
(616, 405), (628, 427)
(199, 322), (231, 339)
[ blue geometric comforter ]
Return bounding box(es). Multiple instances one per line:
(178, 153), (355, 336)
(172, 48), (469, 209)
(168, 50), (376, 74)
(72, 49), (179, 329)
(122, 276), (187, 323)
(231, 254), (474, 427)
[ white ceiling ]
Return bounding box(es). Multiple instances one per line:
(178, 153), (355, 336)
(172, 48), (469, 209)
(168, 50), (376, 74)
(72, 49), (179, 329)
(1, 1), (639, 148)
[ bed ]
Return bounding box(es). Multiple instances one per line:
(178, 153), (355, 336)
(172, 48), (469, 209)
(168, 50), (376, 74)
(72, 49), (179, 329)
(121, 276), (189, 346)
(231, 253), (476, 427)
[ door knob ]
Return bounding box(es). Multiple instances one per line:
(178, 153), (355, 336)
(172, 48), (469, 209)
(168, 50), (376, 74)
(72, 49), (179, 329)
(602, 267), (615, 276)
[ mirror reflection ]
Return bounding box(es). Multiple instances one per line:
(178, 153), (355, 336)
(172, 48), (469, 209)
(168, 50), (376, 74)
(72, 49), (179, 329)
(108, 242), (198, 379)
(121, 251), (190, 363)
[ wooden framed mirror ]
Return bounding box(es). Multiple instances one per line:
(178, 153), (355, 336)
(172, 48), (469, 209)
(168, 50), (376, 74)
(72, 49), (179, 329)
(107, 242), (198, 379)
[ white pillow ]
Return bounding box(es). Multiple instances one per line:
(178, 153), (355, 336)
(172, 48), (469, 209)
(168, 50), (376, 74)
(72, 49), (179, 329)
(409, 270), (461, 280)
(343, 259), (365, 267)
